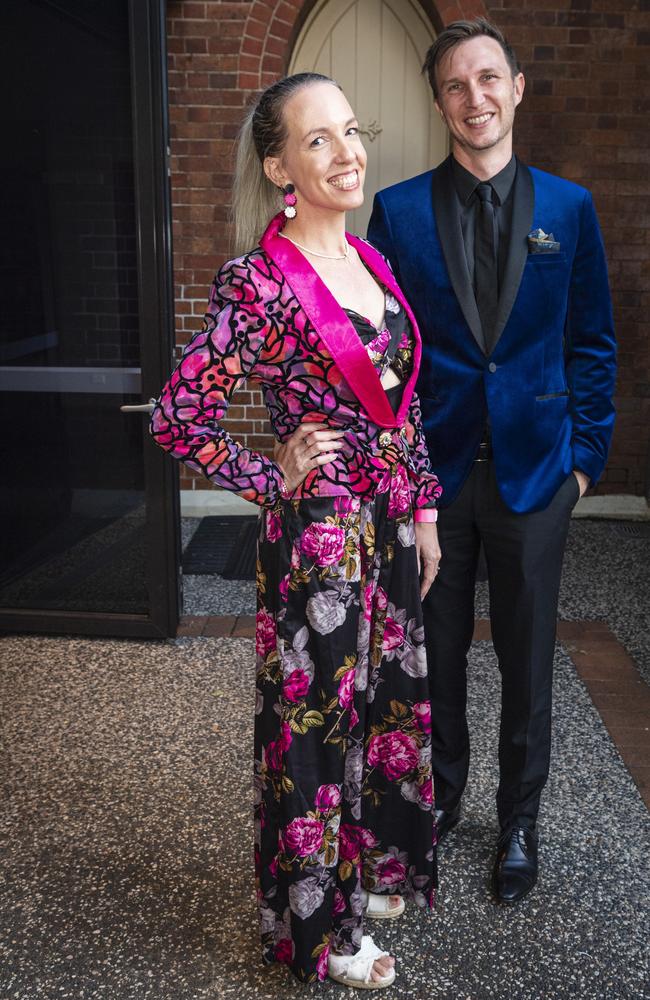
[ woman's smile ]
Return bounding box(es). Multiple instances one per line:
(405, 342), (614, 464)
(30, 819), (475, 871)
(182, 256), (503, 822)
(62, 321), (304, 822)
(328, 169), (360, 190)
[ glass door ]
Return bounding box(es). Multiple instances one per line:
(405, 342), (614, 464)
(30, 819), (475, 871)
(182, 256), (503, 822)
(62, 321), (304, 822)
(0, 0), (180, 637)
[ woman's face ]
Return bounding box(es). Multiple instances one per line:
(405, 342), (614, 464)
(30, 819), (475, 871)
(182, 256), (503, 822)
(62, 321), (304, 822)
(264, 82), (367, 217)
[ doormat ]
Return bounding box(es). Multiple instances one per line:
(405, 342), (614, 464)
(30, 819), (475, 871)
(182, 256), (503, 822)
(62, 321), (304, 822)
(182, 516), (258, 579)
(606, 520), (650, 538)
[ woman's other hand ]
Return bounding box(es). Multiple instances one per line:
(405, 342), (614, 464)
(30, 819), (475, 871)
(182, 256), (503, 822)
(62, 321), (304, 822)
(415, 521), (441, 600)
(273, 422), (346, 493)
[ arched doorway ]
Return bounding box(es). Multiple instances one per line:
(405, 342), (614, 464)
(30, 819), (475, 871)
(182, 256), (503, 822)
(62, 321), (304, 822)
(289, 0), (448, 235)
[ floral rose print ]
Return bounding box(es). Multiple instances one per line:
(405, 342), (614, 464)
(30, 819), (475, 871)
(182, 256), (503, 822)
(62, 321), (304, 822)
(284, 817), (325, 858)
(256, 607), (276, 659)
(305, 590), (346, 634)
(282, 626), (315, 680)
(337, 668), (355, 710)
(315, 784), (342, 811)
(266, 509), (283, 542)
(374, 854), (407, 888)
(275, 938), (294, 964)
(332, 888), (346, 915)
(382, 615), (405, 653)
(375, 586), (388, 612)
(387, 463), (411, 518)
(333, 495), (355, 516)
(283, 668), (310, 703)
(343, 744), (364, 819)
(419, 778), (433, 807)
(339, 823), (379, 862)
(367, 731), (419, 781)
(397, 520), (416, 547)
(264, 721), (293, 772)
(413, 701), (432, 733)
(254, 487), (436, 982)
(300, 522), (346, 566)
(289, 876), (326, 920)
(279, 572), (290, 602)
(315, 942), (330, 981)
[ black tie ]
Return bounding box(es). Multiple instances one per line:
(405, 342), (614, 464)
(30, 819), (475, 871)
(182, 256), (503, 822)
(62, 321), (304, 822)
(474, 182), (498, 350)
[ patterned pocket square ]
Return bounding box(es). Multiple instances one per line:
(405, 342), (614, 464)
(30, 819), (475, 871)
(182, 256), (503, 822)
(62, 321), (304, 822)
(527, 228), (561, 253)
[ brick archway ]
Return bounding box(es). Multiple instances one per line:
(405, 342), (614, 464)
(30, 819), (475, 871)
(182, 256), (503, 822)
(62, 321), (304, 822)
(238, 0), (490, 91)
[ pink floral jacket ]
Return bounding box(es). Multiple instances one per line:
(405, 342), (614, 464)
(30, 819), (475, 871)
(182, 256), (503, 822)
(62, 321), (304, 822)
(150, 214), (442, 510)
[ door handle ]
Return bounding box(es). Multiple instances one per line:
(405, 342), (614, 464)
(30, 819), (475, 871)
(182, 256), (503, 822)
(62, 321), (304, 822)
(120, 398), (156, 413)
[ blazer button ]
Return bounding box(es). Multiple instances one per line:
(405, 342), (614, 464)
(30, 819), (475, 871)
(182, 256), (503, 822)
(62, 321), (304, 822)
(379, 430), (392, 447)
(488, 362), (497, 373)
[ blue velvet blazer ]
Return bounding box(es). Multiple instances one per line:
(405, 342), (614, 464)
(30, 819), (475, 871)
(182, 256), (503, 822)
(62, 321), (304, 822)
(368, 156), (617, 513)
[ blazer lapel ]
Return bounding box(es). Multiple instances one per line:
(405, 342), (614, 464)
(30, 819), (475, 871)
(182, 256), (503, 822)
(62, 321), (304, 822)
(431, 156), (486, 354)
(346, 233), (422, 428)
(260, 213), (398, 428)
(490, 160), (535, 353)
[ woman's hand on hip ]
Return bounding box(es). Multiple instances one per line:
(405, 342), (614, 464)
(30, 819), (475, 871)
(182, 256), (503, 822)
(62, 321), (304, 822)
(273, 422), (346, 493)
(415, 521), (441, 601)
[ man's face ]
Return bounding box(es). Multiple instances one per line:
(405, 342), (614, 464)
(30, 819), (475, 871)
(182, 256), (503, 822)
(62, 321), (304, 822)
(434, 36), (524, 156)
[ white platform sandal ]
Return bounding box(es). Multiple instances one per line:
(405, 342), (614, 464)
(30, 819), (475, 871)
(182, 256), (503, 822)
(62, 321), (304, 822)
(328, 935), (396, 990)
(361, 888), (405, 920)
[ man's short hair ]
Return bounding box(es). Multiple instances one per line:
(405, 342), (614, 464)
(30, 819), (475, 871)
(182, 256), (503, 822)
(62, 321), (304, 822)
(423, 18), (520, 99)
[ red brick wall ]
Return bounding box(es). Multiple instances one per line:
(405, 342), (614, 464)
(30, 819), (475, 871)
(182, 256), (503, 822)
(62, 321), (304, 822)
(495, 0), (650, 494)
(166, 1), (271, 491)
(166, 0), (649, 497)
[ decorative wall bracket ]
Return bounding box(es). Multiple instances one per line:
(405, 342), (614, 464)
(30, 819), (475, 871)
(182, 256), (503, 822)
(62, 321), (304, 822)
(358, 120), (383, 141)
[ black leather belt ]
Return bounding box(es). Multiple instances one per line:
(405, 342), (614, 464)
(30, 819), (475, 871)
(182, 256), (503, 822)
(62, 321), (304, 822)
(475, 440), (493, 462)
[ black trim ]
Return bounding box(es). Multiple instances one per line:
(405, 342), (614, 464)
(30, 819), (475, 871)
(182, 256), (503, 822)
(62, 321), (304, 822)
(0, 609), (170, 640)
(431, 157), (485, 353)
(129, 0), (180, 638)
(490, 161), (535, 354)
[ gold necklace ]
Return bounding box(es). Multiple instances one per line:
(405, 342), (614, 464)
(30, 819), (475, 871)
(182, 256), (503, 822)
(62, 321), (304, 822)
(278, 232), (350, 261)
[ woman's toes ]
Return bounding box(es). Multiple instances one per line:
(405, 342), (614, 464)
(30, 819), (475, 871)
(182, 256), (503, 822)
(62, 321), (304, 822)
(370, 955), (395, 981)
(370, 962), (384, 983)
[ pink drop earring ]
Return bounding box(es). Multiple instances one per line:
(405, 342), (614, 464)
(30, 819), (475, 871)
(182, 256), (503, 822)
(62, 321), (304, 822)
(283, 183), (297, 219)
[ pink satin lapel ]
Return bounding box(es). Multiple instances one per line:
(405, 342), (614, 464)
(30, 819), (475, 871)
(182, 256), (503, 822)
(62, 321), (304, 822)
(346, 233), (423, 427)
(260, 213), (398, 428)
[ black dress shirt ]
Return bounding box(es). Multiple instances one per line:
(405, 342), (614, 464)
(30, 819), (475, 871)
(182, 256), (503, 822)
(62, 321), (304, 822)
(450, 155), (518, 296)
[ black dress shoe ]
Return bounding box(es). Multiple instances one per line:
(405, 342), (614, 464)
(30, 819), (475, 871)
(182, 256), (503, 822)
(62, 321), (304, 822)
(493, 826), (538, 904)
(434, 805), (460, 843)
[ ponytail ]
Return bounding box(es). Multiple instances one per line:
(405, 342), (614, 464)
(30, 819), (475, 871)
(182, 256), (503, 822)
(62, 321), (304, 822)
(232, 107), (283, 256)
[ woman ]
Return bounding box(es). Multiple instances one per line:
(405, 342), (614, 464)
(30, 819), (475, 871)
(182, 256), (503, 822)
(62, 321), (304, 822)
(150, 72), (442, 989)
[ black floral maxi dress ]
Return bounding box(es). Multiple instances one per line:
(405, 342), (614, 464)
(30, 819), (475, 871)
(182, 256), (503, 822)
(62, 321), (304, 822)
(254, 293), (441, 983)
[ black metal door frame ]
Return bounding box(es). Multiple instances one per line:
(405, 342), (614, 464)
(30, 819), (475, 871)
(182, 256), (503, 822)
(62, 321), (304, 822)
(0, 0), (180, 639)
(130, 0), (181, 639)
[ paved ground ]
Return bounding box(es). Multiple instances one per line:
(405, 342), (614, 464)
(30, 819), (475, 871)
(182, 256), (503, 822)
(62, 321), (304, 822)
(1, 630), (648, 1000)
(1, 518), (648, 999)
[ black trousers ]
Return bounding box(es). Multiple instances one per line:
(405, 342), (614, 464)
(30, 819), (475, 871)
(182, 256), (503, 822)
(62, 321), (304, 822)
(423, 460), (579, 830)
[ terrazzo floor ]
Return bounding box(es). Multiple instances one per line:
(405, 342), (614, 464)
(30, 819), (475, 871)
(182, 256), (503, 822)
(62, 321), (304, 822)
(1, 516), (649, 999)
(1, 632), (648, 1000)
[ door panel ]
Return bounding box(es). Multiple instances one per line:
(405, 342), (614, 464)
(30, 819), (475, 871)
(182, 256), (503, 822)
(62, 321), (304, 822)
(0, 0), (179, 637)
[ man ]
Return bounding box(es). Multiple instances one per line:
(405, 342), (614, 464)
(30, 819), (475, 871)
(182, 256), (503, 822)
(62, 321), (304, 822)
(368, 18), (616, 904)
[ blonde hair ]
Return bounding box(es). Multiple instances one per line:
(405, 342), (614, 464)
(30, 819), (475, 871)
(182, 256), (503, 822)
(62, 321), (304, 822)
(232, 73), (340, 256)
